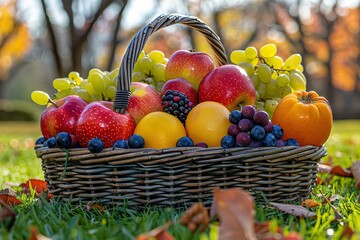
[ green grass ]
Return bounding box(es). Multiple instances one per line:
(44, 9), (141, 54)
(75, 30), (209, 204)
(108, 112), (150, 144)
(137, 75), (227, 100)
(1, 120), (360, 239)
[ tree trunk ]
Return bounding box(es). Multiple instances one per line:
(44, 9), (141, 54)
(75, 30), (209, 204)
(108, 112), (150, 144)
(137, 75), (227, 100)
(0, 80), (5, 99)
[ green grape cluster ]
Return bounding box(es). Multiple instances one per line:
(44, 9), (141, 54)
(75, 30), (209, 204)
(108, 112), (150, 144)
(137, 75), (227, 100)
(132, 50), (168, 91)
(52, 68), (119, 102)
(230, 43), (306, 118)
(31, 68), (119, 105)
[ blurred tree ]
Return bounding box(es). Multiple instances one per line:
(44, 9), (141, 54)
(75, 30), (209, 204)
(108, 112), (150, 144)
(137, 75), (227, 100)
(0, 0), (31, 99)
(267, 0), (359, 116)
(39, 0), (128, 76)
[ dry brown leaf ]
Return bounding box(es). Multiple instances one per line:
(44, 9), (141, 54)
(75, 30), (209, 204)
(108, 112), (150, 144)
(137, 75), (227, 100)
(254, 221), (281, 240)
(0, 193), (22, 205)
(340, 225), (354, 239)
(29, 226), (52, 240)
(350, 161), (360, 189)
(180, 203), (209, 232)
(83, 202), (106, 213)
(22, 179), (48, 194)
(318, 163), (332, 173)
(0, 199), (17, 230)
(270, 202), (317, 218)
(318, 163), (353, 177)
(283, 232), (302, 240)
(330, 166), (353, 178)
(301, 199), (321, 208)
(320, 191), (343, 220)
(211, 188), (257, 240)
(136, 221), (174, 240)
(0, 188), (16, 195)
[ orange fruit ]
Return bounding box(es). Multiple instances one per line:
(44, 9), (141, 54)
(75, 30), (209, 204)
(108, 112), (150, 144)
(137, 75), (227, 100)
(185, 101), (231, 147)
(134, 111), (187, 149)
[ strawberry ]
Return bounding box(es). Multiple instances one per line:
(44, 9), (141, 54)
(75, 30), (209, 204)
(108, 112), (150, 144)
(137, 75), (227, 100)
(76, 101), (136, 148)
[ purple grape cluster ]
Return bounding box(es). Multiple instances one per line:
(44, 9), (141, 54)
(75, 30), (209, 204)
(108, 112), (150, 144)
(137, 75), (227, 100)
(221, 105), (299, 148)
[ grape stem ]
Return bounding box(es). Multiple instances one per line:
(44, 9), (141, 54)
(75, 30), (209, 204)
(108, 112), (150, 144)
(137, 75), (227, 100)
(48, 99), (59, 108)
(257, 56), (291, 74)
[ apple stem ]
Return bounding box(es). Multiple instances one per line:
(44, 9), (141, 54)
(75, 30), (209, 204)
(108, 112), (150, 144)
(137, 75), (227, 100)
(48, 99), (59, 108)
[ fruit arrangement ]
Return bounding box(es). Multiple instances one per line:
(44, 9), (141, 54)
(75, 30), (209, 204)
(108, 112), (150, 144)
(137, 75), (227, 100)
(32, 43), (333, 153)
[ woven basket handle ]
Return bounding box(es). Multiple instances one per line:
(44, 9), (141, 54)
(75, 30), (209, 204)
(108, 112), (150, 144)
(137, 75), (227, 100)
(114, 13), (228, 113)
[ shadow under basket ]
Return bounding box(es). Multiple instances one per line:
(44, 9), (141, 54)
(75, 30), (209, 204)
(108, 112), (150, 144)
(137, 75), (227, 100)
(36, 145), (326, 207)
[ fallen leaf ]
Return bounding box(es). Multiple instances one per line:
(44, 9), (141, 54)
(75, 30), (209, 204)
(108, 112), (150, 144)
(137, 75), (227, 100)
(269, 202), (317, 218)
(350, 161), (360, 189)
(0, 188), (16, 195)
(211, 188), (257, 240)
(320, 194), (343, 204)
(340, 225), (354, 239)
(83, 202), (106, 213)
(23, 179), (48, 194)
(29, 226), (52, 240)
(180, 203), (209, 232)
(283, 232), (302, 240)
(330, 166), (353, 178)
(319, 190), (343, 220)
(136, 221), (174, 240)
(318, 163), (352, 178)
(0, 194), (22, 205)
(301, 199), (320, 208)
(0, 199), (17, 230)
(254, 221), (282, 240)
(318, 163), (332, 173)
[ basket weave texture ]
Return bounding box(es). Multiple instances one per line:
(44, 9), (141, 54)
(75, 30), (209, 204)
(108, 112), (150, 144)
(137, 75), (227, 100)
(36, 13), (327, 207)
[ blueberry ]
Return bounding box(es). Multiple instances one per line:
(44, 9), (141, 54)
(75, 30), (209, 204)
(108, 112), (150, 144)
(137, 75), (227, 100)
(272, 125), (284, 140)
(35, 136), (46, 145)
(250, 125), (266, 141)
(221, 135), (236, 148)
(195, 142), (208, 148)
(229, 110), (242, 124)
(285, 138), (300, 146)
(176, 136), (194, 147)
(262, 133), (276, 147)
(55, 132), (72, 148)
(45, 137), (56, 148)
(128, 134), (145, 148)
(88, 138), (104, 153)
(113, 139), (128, 149)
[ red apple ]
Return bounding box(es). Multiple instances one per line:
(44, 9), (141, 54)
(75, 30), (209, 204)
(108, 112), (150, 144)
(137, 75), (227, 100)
(198, 65), (256, 111)
(165, 50), (215, 91)
(161, 78), (198, 105)
(40, 95), (88, 139)
(127, 82), (163, 123)
(76, 101), (136, 148)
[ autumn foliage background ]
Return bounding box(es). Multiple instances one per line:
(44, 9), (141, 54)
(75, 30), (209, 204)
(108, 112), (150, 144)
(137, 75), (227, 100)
(0, 0), (359, 119)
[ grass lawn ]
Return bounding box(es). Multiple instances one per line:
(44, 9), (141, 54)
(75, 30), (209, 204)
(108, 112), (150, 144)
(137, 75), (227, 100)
(0, 120), (360, 239)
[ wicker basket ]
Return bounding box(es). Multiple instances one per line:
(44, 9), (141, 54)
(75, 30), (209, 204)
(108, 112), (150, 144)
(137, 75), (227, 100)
(36, 13), (327, 207)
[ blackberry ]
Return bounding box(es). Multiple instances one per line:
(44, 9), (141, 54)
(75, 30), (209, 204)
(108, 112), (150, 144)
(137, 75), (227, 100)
(162, 90), (194, 124)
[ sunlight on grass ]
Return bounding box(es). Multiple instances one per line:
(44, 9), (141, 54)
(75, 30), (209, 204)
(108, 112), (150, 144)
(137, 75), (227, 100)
(0, 122), (42, 187)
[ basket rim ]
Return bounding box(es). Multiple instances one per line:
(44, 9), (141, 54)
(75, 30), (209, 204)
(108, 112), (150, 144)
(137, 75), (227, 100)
(35, 144), (327, 167)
